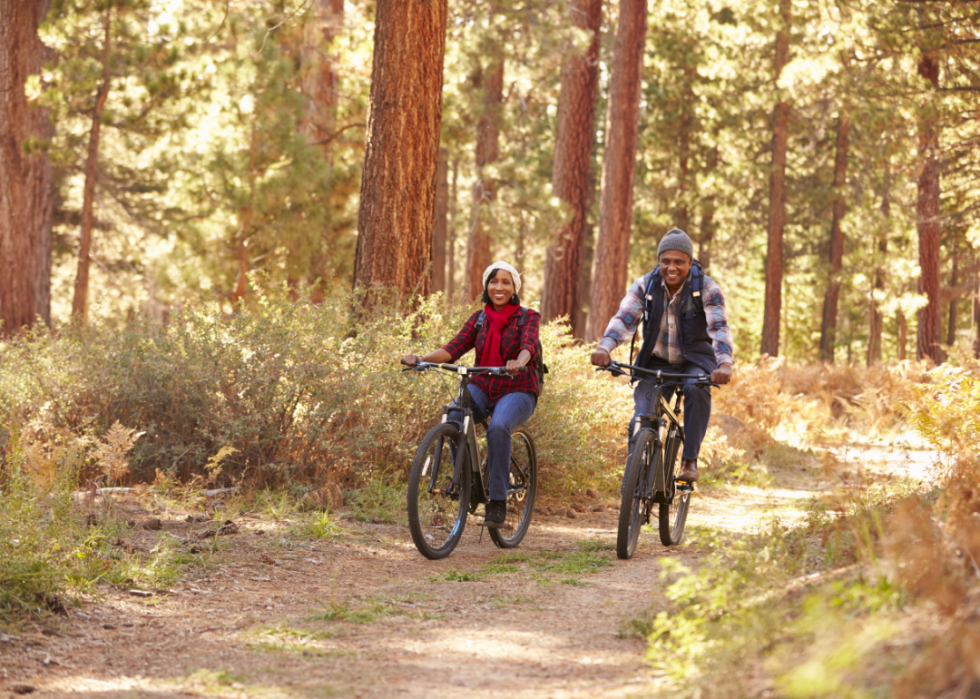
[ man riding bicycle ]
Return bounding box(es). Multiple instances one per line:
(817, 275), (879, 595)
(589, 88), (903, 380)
(590, 228), (734, 483)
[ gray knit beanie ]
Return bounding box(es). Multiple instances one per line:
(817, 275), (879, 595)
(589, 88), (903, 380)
(657, 228), (694, 260)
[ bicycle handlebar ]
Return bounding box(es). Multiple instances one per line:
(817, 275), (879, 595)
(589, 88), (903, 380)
(400, 359), (528, 376)
(596, 360), (719, 388)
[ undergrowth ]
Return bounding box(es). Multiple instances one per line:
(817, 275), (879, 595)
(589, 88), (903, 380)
(641, 360), (980, 698)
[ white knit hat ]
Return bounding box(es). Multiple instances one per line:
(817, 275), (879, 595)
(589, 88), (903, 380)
(481, 261), (522, 295)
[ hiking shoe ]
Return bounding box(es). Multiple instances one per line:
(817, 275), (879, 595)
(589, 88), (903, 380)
(483, 500), (506, 528)
(677, 459), (699, 483)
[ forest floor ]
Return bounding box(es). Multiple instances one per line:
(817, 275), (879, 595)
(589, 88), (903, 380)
(0, 443), (936, 699)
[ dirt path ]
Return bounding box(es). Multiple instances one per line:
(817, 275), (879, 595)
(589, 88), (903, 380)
(0, 445), (931, 699)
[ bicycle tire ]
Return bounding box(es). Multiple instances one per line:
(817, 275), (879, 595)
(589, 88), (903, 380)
(488, 427), (537, 549)
(407, 422), (471, 559)
(617, 428), (655, 560)
(658, 428), (691, 546)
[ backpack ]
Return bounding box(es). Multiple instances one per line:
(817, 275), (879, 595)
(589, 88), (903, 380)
(476, 307), (549, 395)
(630, 261), (706, 364)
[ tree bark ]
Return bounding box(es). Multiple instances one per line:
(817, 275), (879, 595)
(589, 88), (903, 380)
(818, 114), (849, 362)
(447, 157), (458, 301)
(351, 0), (447, 307)
(974, 266), (980, 359)
(898, 312), (907, 361)
(676, 63), (695, 234)
(0, 0), (53, 337)
(542, 0), (602, 334)
(760, 0), (792, 357)
(465, 55), (504, 300)
(916, 53), (942, 364)
(868, 166), (888, 366)
(947, 243), (958, 348)
(585, 0), (647, 342)
(300, 0), (344, 148)
(698, 144), (718, 271)
(431, 147), (448, 294)
(71, 7), (112, 323)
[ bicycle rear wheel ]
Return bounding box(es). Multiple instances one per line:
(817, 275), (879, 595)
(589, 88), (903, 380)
(617, 428), (655, 560)
(658, 429), (691, 546)
(488, 427), (537, 549)
(407, 422), (471, 559)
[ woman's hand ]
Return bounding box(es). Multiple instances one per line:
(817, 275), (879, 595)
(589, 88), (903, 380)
(505, 359), (524, 375)
(401, 354), (419, 367)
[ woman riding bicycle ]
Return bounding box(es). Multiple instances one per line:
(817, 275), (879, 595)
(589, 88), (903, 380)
(401, 261), (541, 529)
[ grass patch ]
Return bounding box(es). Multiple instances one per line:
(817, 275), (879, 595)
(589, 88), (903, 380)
(345, 478), (402, 524)
(433, 568), (484, 582)
(304, 598), (403, 624)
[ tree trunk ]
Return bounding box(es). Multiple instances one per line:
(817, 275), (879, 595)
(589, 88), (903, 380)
(300, 0), (344, 148)
(760, 0), (792, 358)
(351, 0), (447, 307)
(916, 53), (942, 364)
(71, 7), (112, 323)
(542, 0), (602, 334)
(947, 246), (958, 348)
(974, 267), (980, 359)
(676, 63), (695, 233)
(898, 312), (908, 361)
(465, 55), (504, 300)
(447, 157), (458, 301)
(818, 114), (849, 362)
(698, 144), (718, 271)
(868, 170), (888, 366)
(0, 0), (53, 337)
(585, 0), (647, 342)
(431, 147), (448, 294)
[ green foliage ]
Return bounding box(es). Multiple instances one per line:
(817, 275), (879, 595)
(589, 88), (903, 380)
(0, 291), (635, 494)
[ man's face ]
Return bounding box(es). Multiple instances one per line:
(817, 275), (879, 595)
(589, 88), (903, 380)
(659, 251), (692, 288)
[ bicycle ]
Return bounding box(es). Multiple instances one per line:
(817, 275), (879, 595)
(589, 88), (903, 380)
(401, 361), (538, 560)
(596, 360), (718, 559)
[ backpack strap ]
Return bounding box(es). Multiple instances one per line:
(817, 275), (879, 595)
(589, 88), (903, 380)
(475, 310), (486, 327)
(690, 260), (705, 313)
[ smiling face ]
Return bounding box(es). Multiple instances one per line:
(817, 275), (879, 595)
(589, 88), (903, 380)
(659, 250), (692, 292)
(486, 270), (515, 309)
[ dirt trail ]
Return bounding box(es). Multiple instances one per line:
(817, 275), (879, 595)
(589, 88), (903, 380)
(0, 444), (930, 699)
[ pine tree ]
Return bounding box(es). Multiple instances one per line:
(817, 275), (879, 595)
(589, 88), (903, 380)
(760, 0), (792, 357)
(586, 0), (647, 343)
(541, 0), (602, 335)
(0, 0), (54, 337)
(352, 0), (448, 306)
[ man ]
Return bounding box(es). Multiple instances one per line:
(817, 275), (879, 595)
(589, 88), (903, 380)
(590, 228), (734, 482)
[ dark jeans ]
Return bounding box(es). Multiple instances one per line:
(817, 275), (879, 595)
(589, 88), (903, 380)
(630, 358), (711, 462)
(447, 384), (536, 501)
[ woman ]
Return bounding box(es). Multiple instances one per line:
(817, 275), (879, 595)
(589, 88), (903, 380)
(402, 261), (541, 528)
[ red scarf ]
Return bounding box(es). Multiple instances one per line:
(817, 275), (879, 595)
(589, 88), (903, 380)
(479, 303), (520, 366)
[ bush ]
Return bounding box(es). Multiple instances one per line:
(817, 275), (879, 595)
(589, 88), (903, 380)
(0, 291), (633, 494)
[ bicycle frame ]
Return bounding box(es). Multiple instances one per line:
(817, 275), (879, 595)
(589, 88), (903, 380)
(408, 362), (526, 507)
(603, 361), (716, 504)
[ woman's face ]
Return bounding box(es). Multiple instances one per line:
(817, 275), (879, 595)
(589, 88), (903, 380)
(487, 271), (515, 307)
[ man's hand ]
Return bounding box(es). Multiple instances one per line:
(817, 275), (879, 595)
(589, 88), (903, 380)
(591, 348), (611, 367)
(401, 354), (419, 367)
(710, 364), (732, 385)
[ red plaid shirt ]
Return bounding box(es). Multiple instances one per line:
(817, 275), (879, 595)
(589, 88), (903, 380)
(441, 307), (541, 405)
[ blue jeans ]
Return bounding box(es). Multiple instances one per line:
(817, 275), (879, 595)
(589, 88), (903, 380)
(447, 385), (536, 501)
(630, 359), (711, 462)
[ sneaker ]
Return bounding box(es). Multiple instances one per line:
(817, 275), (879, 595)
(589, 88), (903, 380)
(483, 500), (506, 528)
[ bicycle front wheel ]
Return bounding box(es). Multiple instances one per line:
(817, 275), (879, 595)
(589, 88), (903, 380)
(407, 422), (471, 559)
(617, 428), (656, 560)
(658, 429), (691, 546)
(488, 427), (537, 549)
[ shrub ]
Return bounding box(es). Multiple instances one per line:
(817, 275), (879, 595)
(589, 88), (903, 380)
(0, 291), (633, 495)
